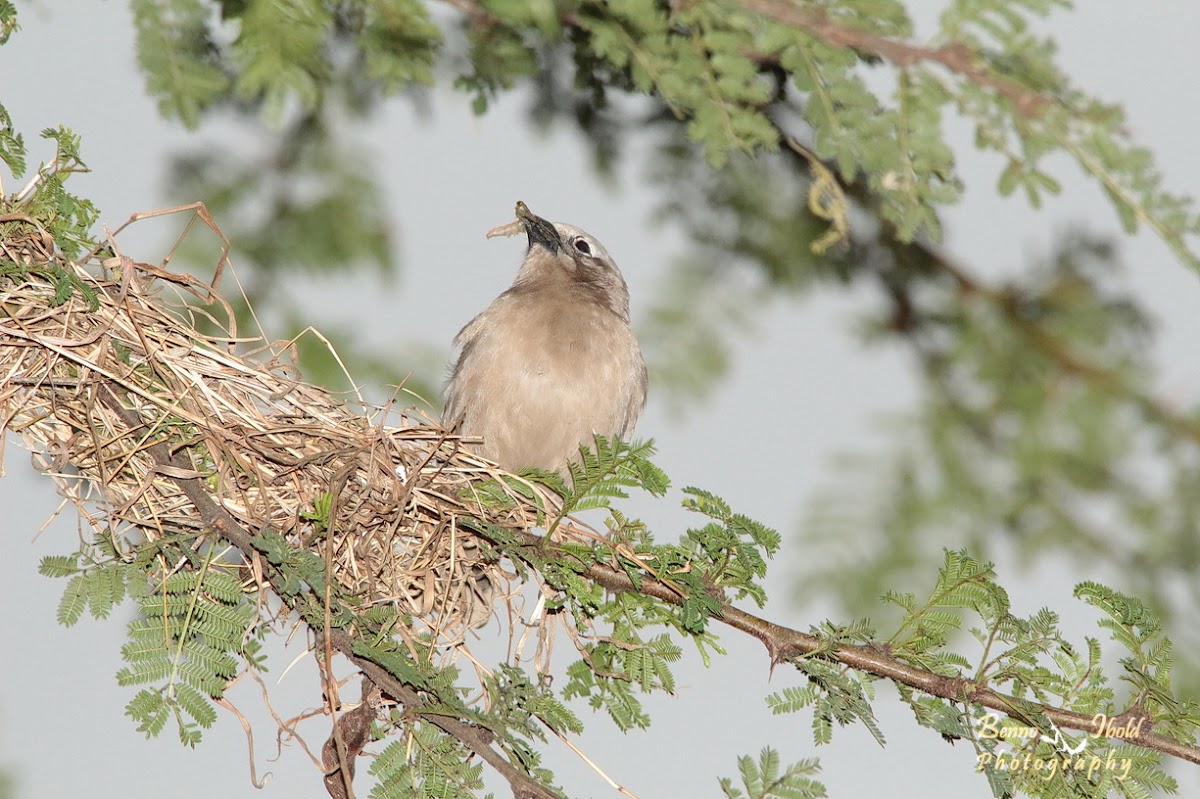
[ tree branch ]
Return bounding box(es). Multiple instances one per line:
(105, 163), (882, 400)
(440, 0), (1048, 116)
(564, 539), (1200, 766)
(733, 0), (1049, 116)
(332, 631), (561, 799)
(97, 379), (1200, 774)
(770, 119), (1200, 451)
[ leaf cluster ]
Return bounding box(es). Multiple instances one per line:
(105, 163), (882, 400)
(754, 551), (1197, 798)
(1, 127), (100, 260)
(799, 233), (1200, 689)
(550, 435), (671, 517)
(0, 111), (102, 308)
(132, 0), (440, 127)
(767, 656), (885, 748)
(678, 486), (781, 607)
(116, 566), (260, 746)
(369, 722), (487, 799)
(719, 747), (825, 799)
(41, 544), (144, 626)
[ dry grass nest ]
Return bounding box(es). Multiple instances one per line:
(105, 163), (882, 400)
(0, 211), (544, 642)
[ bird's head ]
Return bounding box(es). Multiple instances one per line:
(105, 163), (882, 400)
(509, 201), (631, 321)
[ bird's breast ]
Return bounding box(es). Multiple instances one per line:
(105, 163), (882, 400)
(449, 290), (644, 472)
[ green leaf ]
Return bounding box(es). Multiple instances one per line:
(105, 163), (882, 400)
(131, 0), (230, 128)
(721, 747), (825, 799)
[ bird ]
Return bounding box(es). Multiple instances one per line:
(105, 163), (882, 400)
(444, 201), (647, 474)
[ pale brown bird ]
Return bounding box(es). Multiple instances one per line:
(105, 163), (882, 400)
(444, 202), (647, 474)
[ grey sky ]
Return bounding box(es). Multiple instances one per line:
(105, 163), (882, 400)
(2, 2), (1199, 797)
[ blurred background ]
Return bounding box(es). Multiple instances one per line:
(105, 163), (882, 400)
(2, 1), (1200, 797)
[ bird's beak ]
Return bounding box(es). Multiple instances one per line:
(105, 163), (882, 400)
(515, 201), (561, 255)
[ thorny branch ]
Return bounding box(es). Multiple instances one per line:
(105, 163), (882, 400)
(567, 546), (1200, 766)
(97, 385), (1200, 799)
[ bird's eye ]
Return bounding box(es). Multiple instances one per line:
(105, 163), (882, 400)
(573, 238), (592, 255)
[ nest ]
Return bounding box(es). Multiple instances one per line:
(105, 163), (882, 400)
(0, 213), (538, 641)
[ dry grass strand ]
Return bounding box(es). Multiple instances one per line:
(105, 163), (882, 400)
(0, 209), (542, 643)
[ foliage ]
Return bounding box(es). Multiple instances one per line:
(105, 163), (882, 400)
(117, 566), (260, 746)
(59, 0), (1200, 662)
(798, 233), (1200, 692)
(6, 0), (1200, 797)
(100, 0), (1200, 400)
(0, 121), (103, 297)
(369, 722), (486, 799)
(16, 355), (1200, 799)
(768, 552), (1193, 798)
(40, 547), (143, 627)
(719, 747), (825, 799)
(540, 435), (672, 517)
(40, 541), (263, 747)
